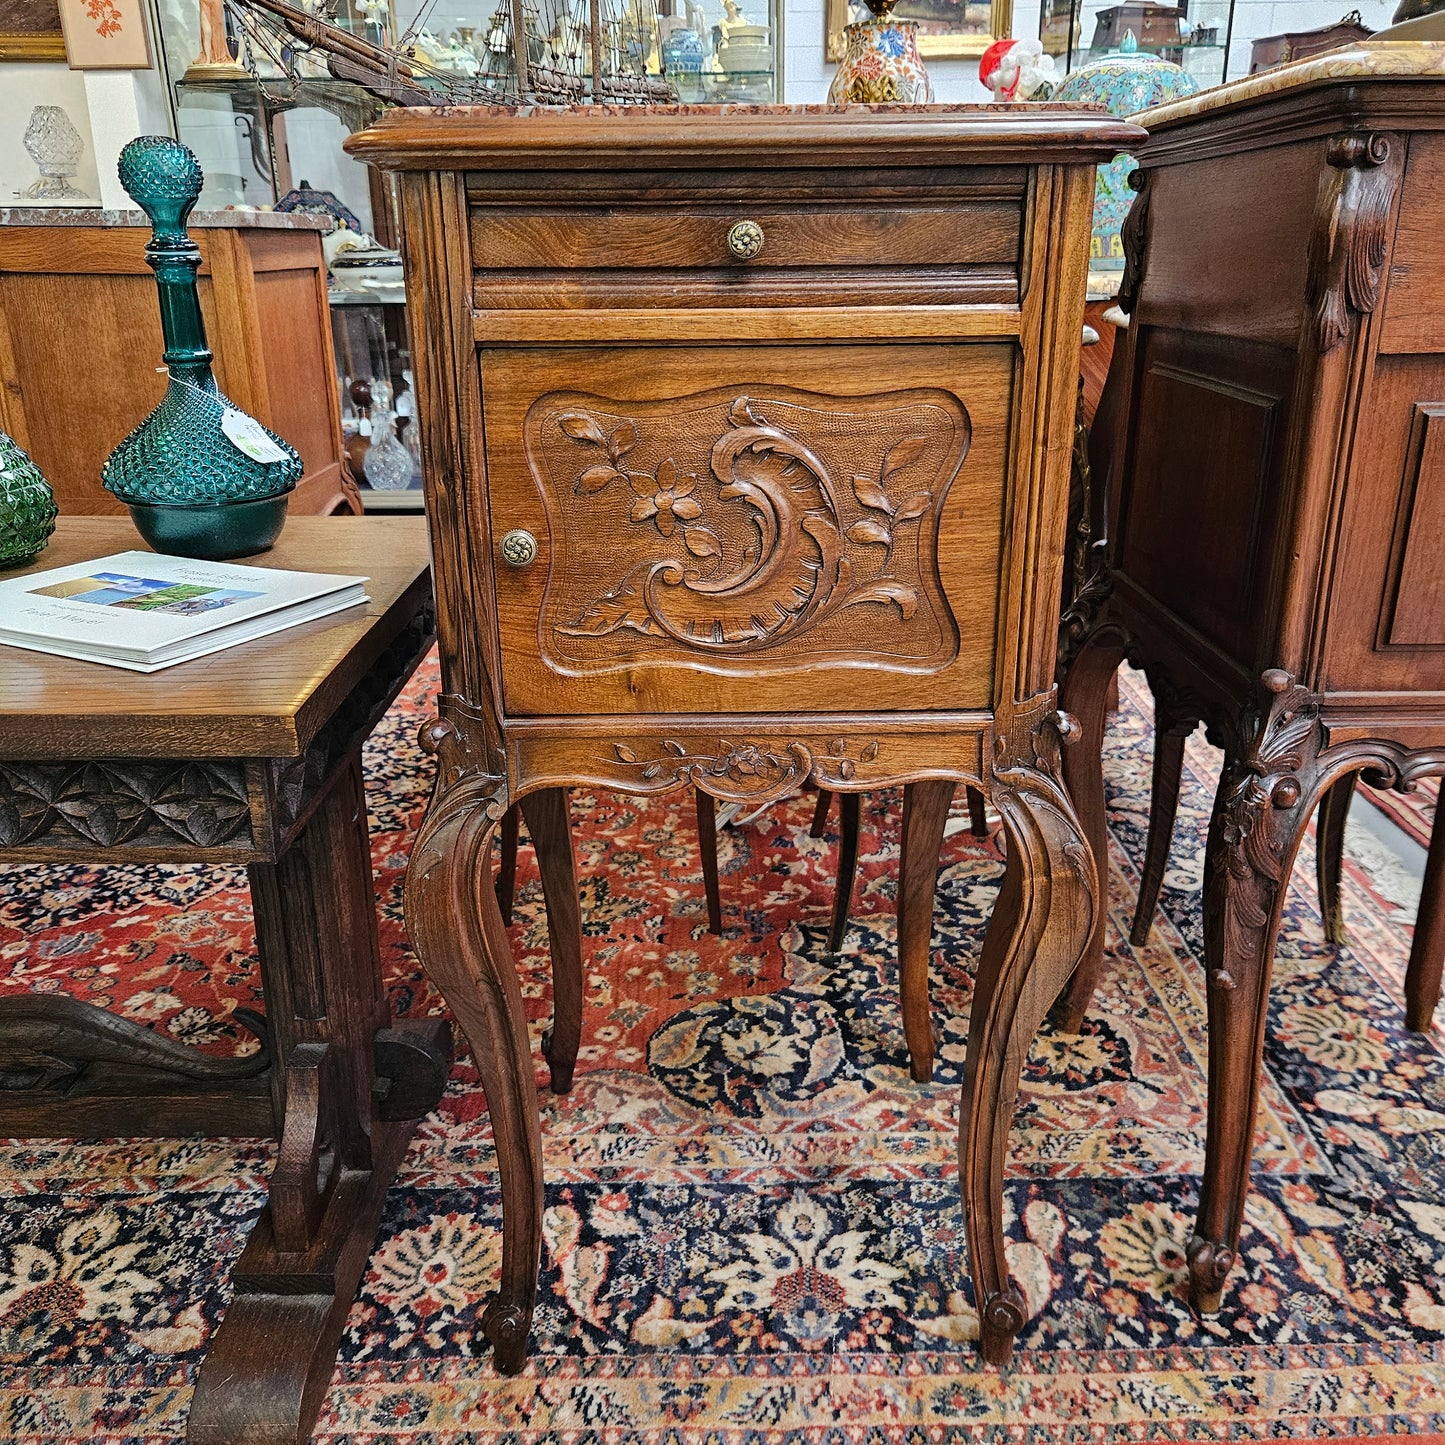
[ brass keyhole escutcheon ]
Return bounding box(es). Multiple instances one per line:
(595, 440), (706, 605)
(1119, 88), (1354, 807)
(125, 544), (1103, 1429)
(499, 529), (538, 568)
(727, 220), (764, 261)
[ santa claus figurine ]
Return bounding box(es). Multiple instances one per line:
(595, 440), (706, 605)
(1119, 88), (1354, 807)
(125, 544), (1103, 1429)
(979, 37), (1059, 101)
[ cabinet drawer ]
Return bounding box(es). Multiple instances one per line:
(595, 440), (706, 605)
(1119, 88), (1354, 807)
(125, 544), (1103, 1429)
(478, 342), (1012, 717)
(473, 203), (1021, 273)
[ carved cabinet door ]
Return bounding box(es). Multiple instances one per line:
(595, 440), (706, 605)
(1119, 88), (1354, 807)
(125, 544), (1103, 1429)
(479, 342), (1015, 717)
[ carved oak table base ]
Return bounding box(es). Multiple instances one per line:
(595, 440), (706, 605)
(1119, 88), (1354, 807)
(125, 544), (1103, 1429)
(0, 519), (447, 1445)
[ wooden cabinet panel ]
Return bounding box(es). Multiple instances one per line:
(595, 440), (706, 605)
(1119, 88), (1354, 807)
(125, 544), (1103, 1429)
(480, 341), (1012, 716)
(1381, 133), (1445, 357)
(0, 220), (353, 517)
(1323, 355), (1445, 689)
(0, 270), (162, 514)
(1117, 328), (1294, 665)
(1387, 403), (1445, 646)
(1133, 142), (1322, 347)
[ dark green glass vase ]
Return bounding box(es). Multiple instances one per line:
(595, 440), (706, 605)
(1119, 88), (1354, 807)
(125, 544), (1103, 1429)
(0, 429), (58, 569)
(101, 136), (301, 559)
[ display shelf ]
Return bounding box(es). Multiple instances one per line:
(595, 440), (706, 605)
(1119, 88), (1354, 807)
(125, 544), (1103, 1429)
(1041, 0), (1235, 85)
(359, 487), (425, 512)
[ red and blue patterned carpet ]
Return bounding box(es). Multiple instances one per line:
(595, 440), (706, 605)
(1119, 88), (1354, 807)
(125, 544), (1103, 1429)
(2, 654), (1444, 1441)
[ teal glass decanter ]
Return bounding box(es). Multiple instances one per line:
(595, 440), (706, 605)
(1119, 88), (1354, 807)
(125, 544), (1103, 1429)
(0, 429), (58, 568)
(101, 136), (301, 559)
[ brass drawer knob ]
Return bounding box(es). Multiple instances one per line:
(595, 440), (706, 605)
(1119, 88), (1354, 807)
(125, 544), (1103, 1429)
(499, 529), (538, 568)
(726, 220), (764, 261)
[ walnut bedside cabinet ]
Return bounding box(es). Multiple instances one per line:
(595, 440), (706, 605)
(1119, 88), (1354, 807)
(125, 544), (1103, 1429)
(1057, 45), (1445, 1322)
(348, 103), (1141, 1369)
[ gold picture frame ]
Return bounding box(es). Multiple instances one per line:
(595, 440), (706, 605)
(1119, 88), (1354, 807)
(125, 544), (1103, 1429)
(0, 0), (68, 60)
(825, 0), (1011, 61)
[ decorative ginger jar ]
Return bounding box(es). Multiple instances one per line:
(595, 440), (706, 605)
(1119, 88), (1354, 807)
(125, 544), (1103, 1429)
(0, 430), (57, 568)
(1052, 32), (1196, 273)
(662, 25), (708, 100)
(829, 0), (933, 104)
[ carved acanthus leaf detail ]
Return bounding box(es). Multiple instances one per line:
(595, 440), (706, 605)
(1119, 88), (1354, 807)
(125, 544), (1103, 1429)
(550, 390), (962, 656)
(606, 734), (883, 804)
(1117, 168), (1150, 317)
(1308, 132), (1402, 353)
(1208, 669), (1321, 991)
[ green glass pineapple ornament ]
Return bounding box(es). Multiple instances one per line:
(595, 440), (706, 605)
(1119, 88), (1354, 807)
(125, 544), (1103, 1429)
(0, 429), (58, 568)
(102, 136), (301, 559)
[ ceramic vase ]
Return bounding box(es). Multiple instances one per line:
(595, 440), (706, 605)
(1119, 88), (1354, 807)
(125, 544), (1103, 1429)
(0, 430), (58, 569)
(828, 15), (933, 104)
(1052, 33), (1197, 273)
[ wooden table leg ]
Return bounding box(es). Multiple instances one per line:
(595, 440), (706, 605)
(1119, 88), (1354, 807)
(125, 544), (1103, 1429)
(1406, 806), (1445, 1031)
(897, 780), (954, 1083)
(520, 787), (585, 1095)
(406, 733), (543, 1377)
(1315, 772), (1355, 948)
(1129, 698), (1197, 947)
(961, 715), (1096, 1364)
(809, 788), (834, 838)
(1054, 626), (1127, 1031)
(496, 804), (521, 926)
(827, 791), (863, 955)
(188, 751), (450, 1445)
(694, 790), (725, 937)
(1188, 672), (1319, 1315)
(966, 784), (989, 839)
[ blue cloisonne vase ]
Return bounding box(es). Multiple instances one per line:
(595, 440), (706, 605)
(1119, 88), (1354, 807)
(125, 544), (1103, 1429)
(1053, 33), (1197, 273)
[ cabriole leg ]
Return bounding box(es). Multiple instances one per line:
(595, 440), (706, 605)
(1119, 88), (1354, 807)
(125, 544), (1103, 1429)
(1054, 627), (1127, 1031)
(1129, 701), (1196, 947)
(897, 780), (954, 1083)
(520, 787), (583, 1097)
(406, 729), (543, 1375)
(1314, 772), (1355, 948)
(1190, 672), (1320, 1313)
(960, 718), (1096, 1364)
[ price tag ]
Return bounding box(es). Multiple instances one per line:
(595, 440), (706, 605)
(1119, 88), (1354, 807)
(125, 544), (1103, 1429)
(221, 408), (288, 464)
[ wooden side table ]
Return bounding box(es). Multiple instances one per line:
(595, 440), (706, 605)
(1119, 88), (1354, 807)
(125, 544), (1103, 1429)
(0, 517), (445, 1445)
(348, 103), (1142, 1369)
(1058, 46), (1445, 1319)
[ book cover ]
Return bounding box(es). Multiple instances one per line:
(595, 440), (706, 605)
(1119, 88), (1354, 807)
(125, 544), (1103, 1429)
(0, 551), (369, 669)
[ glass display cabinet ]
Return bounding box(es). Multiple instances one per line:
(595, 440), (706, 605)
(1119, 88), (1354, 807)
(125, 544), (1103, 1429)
(1040, 0), (1236, 86)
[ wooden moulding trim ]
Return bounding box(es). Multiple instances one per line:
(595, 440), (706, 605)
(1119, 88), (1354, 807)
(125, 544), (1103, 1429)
(503, 709), (994, 735)
(345, 110), (1146, 173)
(472, 305), (1023, 344)
(1139, 82), (1445, 166)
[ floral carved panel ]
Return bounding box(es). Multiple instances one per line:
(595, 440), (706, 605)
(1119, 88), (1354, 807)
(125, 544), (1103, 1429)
(522, 385), (968, 680)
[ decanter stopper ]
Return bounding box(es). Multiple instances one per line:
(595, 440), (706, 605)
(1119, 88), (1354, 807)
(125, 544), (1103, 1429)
(101, 135), (302, 560)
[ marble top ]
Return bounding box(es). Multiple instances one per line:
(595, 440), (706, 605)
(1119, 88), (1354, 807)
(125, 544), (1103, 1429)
(1135, 40), (1445, 128)
(0, 207), (334, 230)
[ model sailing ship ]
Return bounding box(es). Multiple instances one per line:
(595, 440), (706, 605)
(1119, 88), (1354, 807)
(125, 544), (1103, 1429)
(228, 0), (677, 106)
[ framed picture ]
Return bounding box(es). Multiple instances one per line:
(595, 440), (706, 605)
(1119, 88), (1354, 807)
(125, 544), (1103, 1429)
(0, 0), (67, 60)
(57, 0), (152, 67)
(825, 0), (1011, 61)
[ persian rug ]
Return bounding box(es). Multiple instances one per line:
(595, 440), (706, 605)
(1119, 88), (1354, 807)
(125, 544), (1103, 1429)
(2, 655), (1444, 1443)
(1359, 776), (1438, 854)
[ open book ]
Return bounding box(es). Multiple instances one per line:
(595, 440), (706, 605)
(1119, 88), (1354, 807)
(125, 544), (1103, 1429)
(0, 551), (369, 672)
